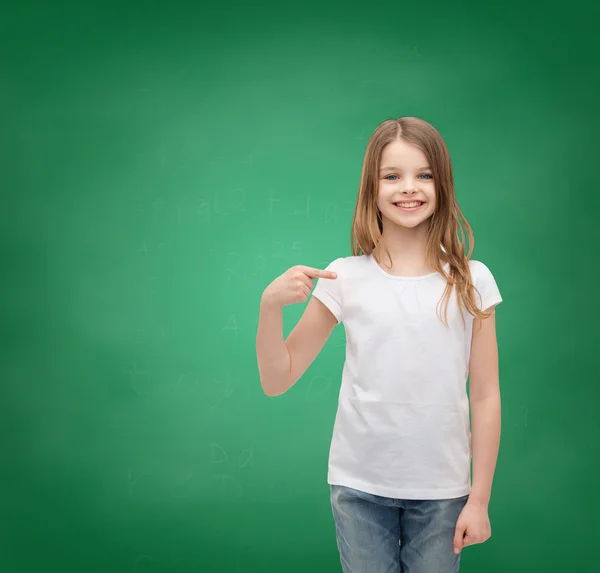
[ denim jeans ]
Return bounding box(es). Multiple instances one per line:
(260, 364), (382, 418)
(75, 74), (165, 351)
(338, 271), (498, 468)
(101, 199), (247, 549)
(330, 484), (470, 573)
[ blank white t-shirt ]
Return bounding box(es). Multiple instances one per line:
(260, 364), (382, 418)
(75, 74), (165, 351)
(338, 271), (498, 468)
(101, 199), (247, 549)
(311, 253), (503, 500)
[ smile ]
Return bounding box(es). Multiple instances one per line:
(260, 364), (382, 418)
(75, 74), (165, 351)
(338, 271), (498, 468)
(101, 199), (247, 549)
(393, 201), (425, 212)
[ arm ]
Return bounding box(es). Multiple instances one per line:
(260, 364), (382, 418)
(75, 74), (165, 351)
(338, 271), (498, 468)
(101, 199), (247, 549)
(256, 295), (337, 397)
(468, 306), (501, 507)
(256, 295), (292, 397)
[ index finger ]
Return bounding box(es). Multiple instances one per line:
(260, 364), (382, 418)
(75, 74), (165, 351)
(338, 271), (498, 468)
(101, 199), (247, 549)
(302, 266), (337, 279)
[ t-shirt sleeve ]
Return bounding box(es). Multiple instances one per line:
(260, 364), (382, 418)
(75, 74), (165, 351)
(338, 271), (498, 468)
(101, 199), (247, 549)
(311, 257), (344, 323)
(473, 261), (503, 311)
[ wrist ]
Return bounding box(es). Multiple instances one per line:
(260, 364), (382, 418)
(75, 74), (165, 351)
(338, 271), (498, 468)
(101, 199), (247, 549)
(468, 493), (490, 507)
(261, 291), (280, 311)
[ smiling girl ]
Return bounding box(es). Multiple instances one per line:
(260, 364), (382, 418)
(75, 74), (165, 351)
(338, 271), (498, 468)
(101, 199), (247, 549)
(257, 116), (503, 573)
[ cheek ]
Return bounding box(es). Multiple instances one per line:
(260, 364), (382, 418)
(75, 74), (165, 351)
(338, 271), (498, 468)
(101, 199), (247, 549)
(375, 192), (387, 206)
(377, 185), (394, 201)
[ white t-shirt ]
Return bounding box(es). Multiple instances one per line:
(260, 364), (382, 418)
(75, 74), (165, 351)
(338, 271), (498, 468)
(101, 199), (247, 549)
(311, 253), (503, 500)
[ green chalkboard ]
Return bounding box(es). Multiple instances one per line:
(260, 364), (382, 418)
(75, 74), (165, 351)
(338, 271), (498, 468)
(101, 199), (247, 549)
(2, 1), (598, 572)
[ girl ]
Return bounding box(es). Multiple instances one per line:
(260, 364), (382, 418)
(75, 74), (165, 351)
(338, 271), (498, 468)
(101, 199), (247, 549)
(256, 116), (502, 573)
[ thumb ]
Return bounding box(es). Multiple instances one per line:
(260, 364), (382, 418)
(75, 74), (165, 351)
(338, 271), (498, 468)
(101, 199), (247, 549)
(454, 521), (466, 554)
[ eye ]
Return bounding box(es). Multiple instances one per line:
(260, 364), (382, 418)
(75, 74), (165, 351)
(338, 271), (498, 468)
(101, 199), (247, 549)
(384, 173), (432, 180)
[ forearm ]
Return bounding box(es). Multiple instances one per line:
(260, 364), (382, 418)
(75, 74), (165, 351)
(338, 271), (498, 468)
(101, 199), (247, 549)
(256, 295), (292, 396)
(469, 392), (501, 506)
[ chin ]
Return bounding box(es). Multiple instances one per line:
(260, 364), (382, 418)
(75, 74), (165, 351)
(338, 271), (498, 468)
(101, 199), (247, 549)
(399, 219), (427, 229)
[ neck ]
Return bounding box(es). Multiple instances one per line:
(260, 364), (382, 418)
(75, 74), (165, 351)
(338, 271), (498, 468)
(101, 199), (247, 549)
(375, 221), (431, 267)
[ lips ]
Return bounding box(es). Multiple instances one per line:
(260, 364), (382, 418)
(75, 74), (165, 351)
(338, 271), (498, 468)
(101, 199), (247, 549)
(393, 201), (425, 212)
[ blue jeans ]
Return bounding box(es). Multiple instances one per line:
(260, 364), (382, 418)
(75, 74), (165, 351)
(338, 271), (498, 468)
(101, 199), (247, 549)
(330, 484), (470, 573)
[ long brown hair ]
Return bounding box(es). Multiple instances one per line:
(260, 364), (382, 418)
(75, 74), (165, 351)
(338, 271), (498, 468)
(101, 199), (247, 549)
(350, 116), (492, 327)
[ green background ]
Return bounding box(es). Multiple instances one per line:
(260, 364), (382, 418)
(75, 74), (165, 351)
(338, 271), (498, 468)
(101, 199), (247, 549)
(2, 0), (598, 571)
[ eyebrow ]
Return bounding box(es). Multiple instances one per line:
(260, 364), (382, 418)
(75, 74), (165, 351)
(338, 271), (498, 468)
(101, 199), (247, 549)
(379, 166), (432, 172)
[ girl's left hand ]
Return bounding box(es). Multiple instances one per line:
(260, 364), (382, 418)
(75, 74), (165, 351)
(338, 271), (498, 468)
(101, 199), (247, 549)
(453, 501), (492, 554)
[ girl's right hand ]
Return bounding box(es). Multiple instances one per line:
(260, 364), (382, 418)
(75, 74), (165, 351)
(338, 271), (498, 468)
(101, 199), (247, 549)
(262, 265), (337, 308)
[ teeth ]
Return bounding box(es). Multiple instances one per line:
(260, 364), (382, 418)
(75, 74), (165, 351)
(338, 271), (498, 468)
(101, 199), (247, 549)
(395, 202), (423, 208)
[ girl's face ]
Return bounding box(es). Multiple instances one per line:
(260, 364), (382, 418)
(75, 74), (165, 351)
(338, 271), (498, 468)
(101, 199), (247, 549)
(376, 139), (437, 229)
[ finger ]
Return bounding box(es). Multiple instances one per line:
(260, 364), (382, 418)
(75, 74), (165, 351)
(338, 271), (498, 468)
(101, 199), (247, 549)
(453, 526), (466, 554)
(300, 276), (315, 290)
(302, 267), (337, 280)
